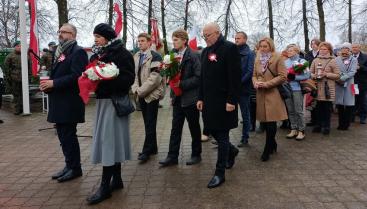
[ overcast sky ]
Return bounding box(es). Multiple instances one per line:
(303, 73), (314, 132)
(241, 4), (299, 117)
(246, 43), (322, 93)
(36, 0), (366, 51)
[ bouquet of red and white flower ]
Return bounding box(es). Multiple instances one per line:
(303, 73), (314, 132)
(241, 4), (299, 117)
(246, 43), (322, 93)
(78, 60), (120, 104)
(160, 52), (182, 96)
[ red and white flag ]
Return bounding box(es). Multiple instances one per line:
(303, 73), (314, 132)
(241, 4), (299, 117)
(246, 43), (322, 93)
(114, 3), (123, 36)
(27, 0), (39, 76)
(188, 26), (199, 51)
(150, 18), (162, 50)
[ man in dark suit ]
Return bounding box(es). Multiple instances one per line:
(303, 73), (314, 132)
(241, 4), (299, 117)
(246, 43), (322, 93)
(352, 43), (367, 124)
(40, 23), (88, 182)
(159, 29), (202, 167)
(235, 31), (255, 147)
(197, 23), (241, 188)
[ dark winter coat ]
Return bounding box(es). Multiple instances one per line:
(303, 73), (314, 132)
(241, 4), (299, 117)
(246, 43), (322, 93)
(171, 48), (201, 107)
(199, 35), (241, 130)
(47, 42), (88, 124)
(91, 40), (135, 99)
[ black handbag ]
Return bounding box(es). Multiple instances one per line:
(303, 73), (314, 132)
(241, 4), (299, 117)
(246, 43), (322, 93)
(110, 94), (135, 117)
(267, 68), (292, 100)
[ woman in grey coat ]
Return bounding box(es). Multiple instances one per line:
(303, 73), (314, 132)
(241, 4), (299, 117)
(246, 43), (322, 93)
(335, 43), (358, 130)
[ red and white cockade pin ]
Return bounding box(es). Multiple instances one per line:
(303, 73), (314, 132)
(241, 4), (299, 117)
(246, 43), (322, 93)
(208, 53), (217, 62)
(58, 54), (66, 62)
(344, 59), (350, 65)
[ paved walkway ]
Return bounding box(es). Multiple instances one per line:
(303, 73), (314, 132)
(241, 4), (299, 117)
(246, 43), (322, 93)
(1, 98), (367, 209)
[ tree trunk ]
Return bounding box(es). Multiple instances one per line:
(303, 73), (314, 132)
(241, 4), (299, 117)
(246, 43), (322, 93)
(161, 0), (169, 54)
(148, 0), (153, 34)
(267, 0), (274, 40)
(122, 0), (128, 46)
(108, 0), (113, 26)
(348, 0), (352, 43)
(316, 0), (325, 41)
(184, 0), (190, 30)
(302, 0), (310, 52)
(56, 0), (68, 28)
(224, 0), (233, 39)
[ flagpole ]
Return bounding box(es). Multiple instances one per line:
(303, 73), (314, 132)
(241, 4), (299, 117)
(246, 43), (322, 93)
(19, 0), (31, 115)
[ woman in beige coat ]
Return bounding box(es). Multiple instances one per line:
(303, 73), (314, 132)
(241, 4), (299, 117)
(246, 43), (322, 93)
(253, 37), (288, 162)
(310, 42), (340, 135)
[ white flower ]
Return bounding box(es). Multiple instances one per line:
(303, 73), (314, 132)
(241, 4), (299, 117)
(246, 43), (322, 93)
(84, 62), (120, 81)
(163, 55), (171, 64)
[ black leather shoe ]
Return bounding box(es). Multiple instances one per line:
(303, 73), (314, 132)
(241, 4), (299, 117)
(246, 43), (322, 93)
(159, 157), (178, 167)
(186, 156), (201, 165)
(322, 128), (330, 135)
(312, 126), (321, 133)
(110, 178), (124, 191)
(57, 168), (82, 183)
(226, 147), (239, 169)
(51, 167), (70, 180)
(207, 175), (225, 188)
(138, 153), (150, 162)
(86, 184), (111, 205)
(237, 142), (249, 148)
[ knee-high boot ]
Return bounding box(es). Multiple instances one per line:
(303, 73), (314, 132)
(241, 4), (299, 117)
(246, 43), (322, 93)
(111, 162), (124, 191)
(87, 166), (113, 205)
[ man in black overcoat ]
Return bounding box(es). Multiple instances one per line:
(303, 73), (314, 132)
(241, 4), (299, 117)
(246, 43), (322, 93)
(352, 43), (367, 124)
(197, 23), (241, 188)
(40, 23), (88, 182)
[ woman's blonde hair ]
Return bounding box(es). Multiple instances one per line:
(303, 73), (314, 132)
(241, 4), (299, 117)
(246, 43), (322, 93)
(258, 37), (275, 53)
(286, 44), (300, 54)
(319, 42), (333, 55)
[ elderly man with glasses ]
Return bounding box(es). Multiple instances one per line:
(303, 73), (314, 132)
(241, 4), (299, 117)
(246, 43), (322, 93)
(197, 22), (241, 188)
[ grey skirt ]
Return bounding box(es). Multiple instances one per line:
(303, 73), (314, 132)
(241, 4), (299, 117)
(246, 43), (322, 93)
(91, 99), (131, 166)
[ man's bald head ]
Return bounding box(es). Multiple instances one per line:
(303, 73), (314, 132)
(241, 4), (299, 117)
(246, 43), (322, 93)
(202, 22), (221, 47)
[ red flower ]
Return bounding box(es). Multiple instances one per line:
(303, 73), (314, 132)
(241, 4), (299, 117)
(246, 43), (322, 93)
(58, 54), (66, 62)
(208, 53), (217, 62)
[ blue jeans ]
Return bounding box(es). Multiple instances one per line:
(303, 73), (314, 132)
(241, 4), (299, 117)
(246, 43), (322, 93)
(239, 94), (251, 143)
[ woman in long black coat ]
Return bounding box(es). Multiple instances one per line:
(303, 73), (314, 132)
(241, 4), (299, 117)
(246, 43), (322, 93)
(86, 23), (135, 205)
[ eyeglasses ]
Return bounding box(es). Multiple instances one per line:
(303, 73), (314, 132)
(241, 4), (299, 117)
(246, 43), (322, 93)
(201, 32), (215, 40)
(57, 30), (73, 35)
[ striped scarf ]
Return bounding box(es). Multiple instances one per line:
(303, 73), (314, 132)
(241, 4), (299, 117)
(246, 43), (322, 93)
(54, 40), (76, 61)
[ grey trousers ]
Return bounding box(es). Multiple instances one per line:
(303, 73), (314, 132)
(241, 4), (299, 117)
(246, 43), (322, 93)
(285, 91), (305, 131)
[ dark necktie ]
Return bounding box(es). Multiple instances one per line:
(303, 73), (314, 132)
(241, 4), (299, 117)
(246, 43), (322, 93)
(139, 53), (145, 67)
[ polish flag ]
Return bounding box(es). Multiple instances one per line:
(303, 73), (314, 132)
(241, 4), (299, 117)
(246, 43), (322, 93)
(114, 3), (123, 36)
(188, 26), (199, 51)
(27, 0), (39, 76)
(150, 18), (162, 50)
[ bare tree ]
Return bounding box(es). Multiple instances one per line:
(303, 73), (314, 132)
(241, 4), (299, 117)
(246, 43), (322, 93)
(267, 0), (274, 40)
(0, 0), (19, 47)
(148, 0), (153, 34)
(55, 0), (68, 27)
(122, 0), (127, 45)
(302, 0), (310, 52)
(108, 0), (113, 26)
(161, 0), (169, 54)
(316, 0), (325, 41)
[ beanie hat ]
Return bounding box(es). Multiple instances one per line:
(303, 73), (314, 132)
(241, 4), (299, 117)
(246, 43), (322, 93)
(93, 23), (117, 41)
(48, 41), (56, 46)
(13, 41), (21, 47)
(340, 42), (352, 51)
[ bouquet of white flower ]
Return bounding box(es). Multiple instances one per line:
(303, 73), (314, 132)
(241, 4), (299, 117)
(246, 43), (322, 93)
(83, 62), (119, 81)
(78, 61), (120, 104)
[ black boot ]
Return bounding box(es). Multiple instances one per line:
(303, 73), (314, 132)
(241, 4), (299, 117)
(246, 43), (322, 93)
(87, 166), (113, 205)
(110, 163), (124, 191)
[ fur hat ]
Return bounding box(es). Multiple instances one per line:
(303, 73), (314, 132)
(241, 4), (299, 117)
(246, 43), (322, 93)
(93, 23), (117, 41)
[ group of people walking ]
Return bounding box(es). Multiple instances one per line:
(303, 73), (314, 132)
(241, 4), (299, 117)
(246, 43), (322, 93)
(2, 20), (365, 205)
